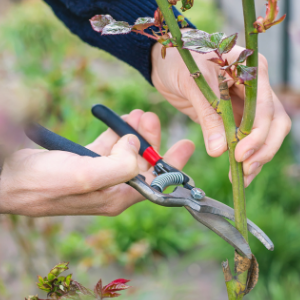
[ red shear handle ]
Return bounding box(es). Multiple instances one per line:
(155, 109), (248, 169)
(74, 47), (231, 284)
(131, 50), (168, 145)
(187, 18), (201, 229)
(143, 147), (162, 166)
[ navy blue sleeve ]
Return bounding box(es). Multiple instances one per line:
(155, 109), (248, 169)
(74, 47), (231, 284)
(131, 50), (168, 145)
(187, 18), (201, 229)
(43, 0), (195, 84)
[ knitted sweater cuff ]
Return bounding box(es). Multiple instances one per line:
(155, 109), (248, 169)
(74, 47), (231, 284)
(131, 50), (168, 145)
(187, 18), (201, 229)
(43, 0), (196, 84)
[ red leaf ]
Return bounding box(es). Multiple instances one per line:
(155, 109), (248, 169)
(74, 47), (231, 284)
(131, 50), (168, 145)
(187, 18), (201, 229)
(221, 49), (253, 70)
(236, 65), (257, 82)
(252, 0), (286, 34)
(100, 279), (130, 299)
(154, 8), (164, 27)
(94, 279), (103, 297)
(207, 57), (225, 67)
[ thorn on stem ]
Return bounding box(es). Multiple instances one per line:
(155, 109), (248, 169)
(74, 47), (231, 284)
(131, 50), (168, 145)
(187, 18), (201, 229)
(190, 71), (201, 78)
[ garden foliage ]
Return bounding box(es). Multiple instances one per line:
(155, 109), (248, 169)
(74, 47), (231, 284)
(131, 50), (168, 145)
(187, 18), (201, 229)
(0, 1), (299, 299)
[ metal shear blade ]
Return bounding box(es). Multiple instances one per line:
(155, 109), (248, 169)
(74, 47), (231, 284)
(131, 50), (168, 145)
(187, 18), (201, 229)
(130, 177), (274, 258)
(185, 207), (252, 259)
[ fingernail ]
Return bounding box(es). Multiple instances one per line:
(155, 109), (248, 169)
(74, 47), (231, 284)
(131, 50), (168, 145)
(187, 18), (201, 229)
(248, 162), (260, 175)
(243, 149), (254, 161)
(208, 133), (225, 152)
(246, 174), (255, 188)
(128, 136), (139, 153)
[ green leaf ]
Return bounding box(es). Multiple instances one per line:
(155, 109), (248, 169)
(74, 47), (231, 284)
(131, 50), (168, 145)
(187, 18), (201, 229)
(47, 272), (56, 282)
(102, 21), (132, 35)
(90, 15), (115, 33)
(218, 33), (238, 54)
(236, 65), (257, 82)
(182, 29), (218, 54)
(65, 274), (72, 287)
(210, 32), (225, 45)
(37, 276), (44, 284)
(49, 262), (69, 277)
(181, 0), (194, 12)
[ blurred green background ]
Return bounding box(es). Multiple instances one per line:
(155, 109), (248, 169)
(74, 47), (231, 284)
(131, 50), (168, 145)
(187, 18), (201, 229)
(0, 1), (299, 300)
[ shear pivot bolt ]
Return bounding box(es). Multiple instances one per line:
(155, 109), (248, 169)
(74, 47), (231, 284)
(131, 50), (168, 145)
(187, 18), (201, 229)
(191, 188), (205, 200)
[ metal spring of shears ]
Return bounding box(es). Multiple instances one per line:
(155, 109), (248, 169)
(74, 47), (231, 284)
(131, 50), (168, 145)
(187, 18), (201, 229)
(151, 172), (185, 192)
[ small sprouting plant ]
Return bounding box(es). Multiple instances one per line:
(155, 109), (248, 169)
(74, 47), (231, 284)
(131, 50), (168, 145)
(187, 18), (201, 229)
(25, 262), (130, 300)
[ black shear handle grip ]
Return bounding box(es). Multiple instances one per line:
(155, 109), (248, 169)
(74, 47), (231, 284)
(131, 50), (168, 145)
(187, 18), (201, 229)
(25, 123), (100, 158)
(92, 104), (162, 166)
(92, 104), (151, 156)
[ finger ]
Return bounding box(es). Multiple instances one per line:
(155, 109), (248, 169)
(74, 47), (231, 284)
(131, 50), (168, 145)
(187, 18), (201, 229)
(187, 74), (228, 158)
(235, 56), (274, 162)
(87, 128), (120, 155)
(135, 112), (162, 171)
(228, 165), (262, 187)
(138, 112), (161, 152)
(69, 134), (141, 194)
(47, 183), (143, 217)
(244, 165), (263, 188)
(86, 111), (142, 156)
(163, 139), (195, 170)
(243, 94), (291, 176)
(86, 113), (129, 155)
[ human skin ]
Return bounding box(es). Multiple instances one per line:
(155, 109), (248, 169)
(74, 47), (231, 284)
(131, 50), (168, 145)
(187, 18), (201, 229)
(0, 110), (195, 217)
(151, 43), (291, 187)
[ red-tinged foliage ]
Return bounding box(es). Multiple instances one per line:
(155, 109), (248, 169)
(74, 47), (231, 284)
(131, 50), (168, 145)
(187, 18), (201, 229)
(253, 0), (286, 34)
(154, 8), (164, 28)
(27, 263), (130, 300)
(94, 279), (131, 299)
(89, 8), (183, 58)
(207, 57), (225, 67)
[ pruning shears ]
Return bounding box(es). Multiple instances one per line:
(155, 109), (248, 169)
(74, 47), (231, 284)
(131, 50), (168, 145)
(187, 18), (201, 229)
(25, 104), (274, 259)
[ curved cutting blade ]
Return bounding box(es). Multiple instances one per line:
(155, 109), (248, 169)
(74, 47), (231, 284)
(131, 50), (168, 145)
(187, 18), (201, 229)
(185, 206), (252, 259)
(194, 196), (274, 251)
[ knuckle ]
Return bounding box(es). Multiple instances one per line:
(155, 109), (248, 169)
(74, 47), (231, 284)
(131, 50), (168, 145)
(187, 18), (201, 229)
(201, 106), (223, 130)
(264, 149), (275, 163)
(119, 155), (139, 178)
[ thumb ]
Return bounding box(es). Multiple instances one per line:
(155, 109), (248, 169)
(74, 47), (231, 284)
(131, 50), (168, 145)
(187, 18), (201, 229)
(75, 134), (141, 192)
(107, 134), (141, 183)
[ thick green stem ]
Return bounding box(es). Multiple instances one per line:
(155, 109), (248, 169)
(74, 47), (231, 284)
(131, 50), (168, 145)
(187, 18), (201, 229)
(218, 78), (248, 243)
(238, 0), (258, 139)
(155, 1), (252, 299)
(155, 0), (220, 108)
(219, 78), (249, 298)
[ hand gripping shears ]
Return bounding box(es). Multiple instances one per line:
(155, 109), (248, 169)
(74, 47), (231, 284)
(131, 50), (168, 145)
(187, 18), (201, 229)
(25, 104), (274, 259)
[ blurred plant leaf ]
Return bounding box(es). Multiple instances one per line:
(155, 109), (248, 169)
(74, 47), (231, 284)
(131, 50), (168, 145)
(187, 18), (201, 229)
(217, 33), (238, 54)
(236, 65), (257, 82)
(89, 15), (115, 33)
(95, 279), (130, 299)
(102, 21), (132, 35)
(132, 17), (155, 31)
(182, 30), (237, 55)
(221, 49), (253, 70)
